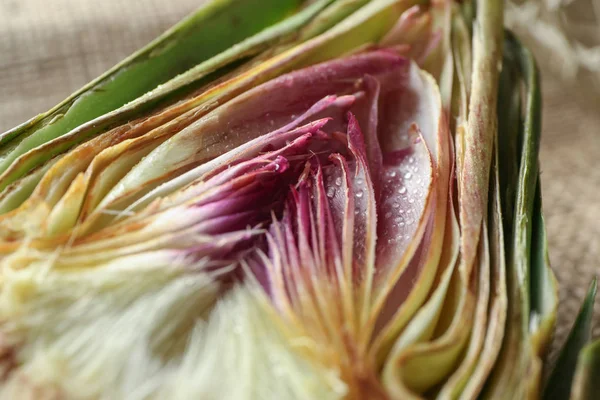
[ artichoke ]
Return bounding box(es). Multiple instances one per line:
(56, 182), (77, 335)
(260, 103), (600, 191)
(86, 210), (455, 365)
(0, 0), (597, 399)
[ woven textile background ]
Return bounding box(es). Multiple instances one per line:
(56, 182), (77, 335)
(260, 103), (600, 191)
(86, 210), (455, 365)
(1, 0), (598, 358)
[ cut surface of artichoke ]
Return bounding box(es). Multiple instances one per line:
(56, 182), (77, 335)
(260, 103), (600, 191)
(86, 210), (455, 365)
(0, 0), (582, 399)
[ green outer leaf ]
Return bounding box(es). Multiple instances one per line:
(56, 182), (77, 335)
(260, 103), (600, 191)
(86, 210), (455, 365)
(483, 30), (556, 398)
(506, 31), (542, 328)
(0, 0), (305, 188)
(143, 0), (337, 99)
(496, 49), (520, 257)
(572, 339), (600, 400)
(505, 35), (558, 385)
(543, 278), (597, 400)
(508, 36), (558, 395)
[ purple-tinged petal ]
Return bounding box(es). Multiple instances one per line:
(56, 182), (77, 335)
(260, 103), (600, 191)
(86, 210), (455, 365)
(374, 126), (434, 288)
(92, 51), (408, 222)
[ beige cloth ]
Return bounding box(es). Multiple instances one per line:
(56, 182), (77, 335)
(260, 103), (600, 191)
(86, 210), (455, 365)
(0, 0), (598, 356)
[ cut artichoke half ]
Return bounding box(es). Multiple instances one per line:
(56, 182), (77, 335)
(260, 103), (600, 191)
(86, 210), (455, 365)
(0, 0), (594, 399)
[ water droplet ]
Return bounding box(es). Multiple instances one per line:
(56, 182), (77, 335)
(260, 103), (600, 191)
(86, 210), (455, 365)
(408, 198), (415, 204)
(398, 186), (407, 194)
(385, 212), (392, 219)
(392, 202), (400, 209)
(355, 191), (364, 198)
(409, 156), (415, 164)
(326, 187), (336, 198)
(399, 222), (405, 227)
(394, 216), (403, 223)
(389, 171), (397, 178)
(356, 178), (364, 185)
(335, 177), (342, 186)
(404, 234), (410, 240)
(404, 172), (412, 180)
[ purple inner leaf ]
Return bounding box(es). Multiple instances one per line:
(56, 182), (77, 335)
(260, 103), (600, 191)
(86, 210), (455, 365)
(83, 50), (440, 345)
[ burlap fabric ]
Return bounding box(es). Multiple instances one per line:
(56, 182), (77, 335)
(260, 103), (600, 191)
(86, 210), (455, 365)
(1, 0), (598, 358)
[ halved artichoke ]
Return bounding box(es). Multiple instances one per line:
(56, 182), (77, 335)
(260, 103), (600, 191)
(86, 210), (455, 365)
(0, 1), (597, 399)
